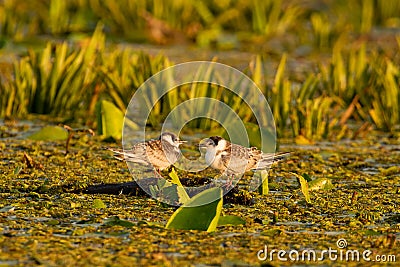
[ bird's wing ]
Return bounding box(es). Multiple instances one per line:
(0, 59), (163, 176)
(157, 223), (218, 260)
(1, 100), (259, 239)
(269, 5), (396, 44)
(246, 147), (263, 170)
(147, 141), (172, 164)
(220, 144), (256, 175)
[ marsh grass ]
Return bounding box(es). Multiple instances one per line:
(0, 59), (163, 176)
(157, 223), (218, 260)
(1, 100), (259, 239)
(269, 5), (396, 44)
(319, 41), (400, 132)
(2, 38), (399, 139)
(0, 25), (103, 119)
(2, 32), (399, 138)
(1, 0), (399, 48)
(249, 39), (400, 139)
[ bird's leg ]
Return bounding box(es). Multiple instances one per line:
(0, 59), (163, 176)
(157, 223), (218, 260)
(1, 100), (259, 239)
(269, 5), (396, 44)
(223, 174), (235, 190)
(154, 168), (162, 178)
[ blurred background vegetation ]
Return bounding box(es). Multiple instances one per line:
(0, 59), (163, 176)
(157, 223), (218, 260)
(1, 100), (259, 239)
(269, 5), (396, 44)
(0, 0), (399, 141)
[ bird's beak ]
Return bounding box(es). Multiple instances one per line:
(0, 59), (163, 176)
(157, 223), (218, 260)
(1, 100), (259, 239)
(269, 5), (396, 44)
(177, 140), (187, 145)
(198, 143), (206, 148)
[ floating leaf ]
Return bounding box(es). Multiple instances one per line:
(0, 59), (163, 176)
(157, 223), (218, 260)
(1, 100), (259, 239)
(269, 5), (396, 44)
(169, 168), (190, 204)
(363, 229), (381, 236)
(261, 229), (282, 237)
(291, 172), (311, 203)
(103, 216), (135, 228)
(218, 215), (246, 226)
(259, 170), (269, 195)
(46, 219), (60, 226)
(308, 178), (335, 191)
(166, 187), (223, 232)
(28, 126), (68, 141)
(93, 199), (106, 209)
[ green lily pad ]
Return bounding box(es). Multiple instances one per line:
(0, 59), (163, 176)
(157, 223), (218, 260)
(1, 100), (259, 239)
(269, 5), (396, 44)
(166, 187), (223, 232)
(28, 126), (68, 141)
(218, 215), (246, 226)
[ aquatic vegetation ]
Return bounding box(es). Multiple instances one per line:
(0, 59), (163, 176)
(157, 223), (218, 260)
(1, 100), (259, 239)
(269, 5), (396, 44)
(0, 132), (398, 265)
(166, 187), (223, 232)
(98, 50), (171, 113)
(0, 1), (399, 264)
(28, 126), (68, 141)
(97, 100), (125, 140)
(250, 0), (304, 37)
(0, 2), (399, 140)
(319, 41), (400, 132)
(1, 0), (399, 48)
(0, 25), (104, 119)
(2, 34), (399, 139)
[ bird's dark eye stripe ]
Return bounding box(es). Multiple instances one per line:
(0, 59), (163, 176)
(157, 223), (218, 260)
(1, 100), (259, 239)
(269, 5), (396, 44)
(209, 136), (222, 145)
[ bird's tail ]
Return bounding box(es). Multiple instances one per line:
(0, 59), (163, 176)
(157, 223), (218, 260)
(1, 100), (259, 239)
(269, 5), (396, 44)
(255, 151), (290, 169)
(105, 147), (126, 161)
(105, 147), (149, 164)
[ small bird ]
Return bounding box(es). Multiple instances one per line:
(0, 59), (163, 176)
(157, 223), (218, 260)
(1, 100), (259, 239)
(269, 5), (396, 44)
(108, 132), (186, 173)
(199, 136), (289, 177)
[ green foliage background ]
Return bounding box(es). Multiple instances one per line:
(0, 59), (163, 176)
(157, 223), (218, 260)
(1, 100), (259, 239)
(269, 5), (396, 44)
(0, 0), (399, 139)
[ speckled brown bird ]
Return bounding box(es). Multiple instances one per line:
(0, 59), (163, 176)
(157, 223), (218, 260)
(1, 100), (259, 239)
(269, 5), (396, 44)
(108, 132), (186, 172)
(199, 136), (289, 177)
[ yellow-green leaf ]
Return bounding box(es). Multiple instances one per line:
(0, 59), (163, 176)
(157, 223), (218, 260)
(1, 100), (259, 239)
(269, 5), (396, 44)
(166, 187), (223, 232)
(93, 199), (106, 209)
(28, 126), (68, 141)
(169, 169), (190, 204)
(97, 100), (124, 140)
(218, 215), (246, 226)
(291, 172), (311, 203)
(260, 170), (269, 195)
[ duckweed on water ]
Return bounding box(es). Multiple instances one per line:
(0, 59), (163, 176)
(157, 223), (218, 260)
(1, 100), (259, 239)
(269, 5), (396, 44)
(0, 123), (399, 266)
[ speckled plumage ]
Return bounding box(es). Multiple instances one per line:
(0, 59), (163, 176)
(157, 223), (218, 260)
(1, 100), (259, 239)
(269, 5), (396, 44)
(201, 136), (289, 176)
(108, 132), (185, 171)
